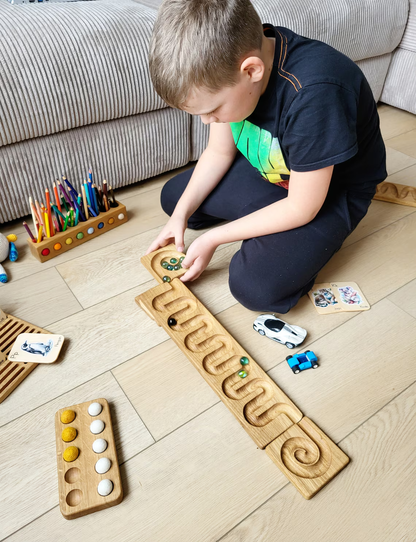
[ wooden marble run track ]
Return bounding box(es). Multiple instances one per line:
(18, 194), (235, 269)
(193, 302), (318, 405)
(136, 245), (349, 499)
(374, 181), (416, 207)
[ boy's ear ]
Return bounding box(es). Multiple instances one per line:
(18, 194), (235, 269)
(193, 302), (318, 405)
(240, 56), (265, 82)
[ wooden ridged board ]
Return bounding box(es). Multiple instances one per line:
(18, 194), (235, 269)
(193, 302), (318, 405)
(0, 311), (49, 404)
(374, 181), (416, 207)
(55, 398), (123, 520)
(136, 245), (350, 499)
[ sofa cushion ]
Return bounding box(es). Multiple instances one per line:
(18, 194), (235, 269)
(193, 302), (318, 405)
(0, 0), (163, 148)
(252, 0), (408, 62)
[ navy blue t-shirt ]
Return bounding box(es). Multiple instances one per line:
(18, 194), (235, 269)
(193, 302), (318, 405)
(230, 25), (387, 195)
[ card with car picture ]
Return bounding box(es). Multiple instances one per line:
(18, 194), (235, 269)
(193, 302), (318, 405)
(8, 333), (64, 363)
(308, 282), (370, 314)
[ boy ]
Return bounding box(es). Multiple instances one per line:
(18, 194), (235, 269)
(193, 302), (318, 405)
(146, 0), (387, 314)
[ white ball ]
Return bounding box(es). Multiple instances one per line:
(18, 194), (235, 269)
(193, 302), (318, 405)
(97, 479), (113, 497)
(90, 420), (105, 434)
(92, 439), (108, 454)
(95, 457), (111, 474)
(88, 402), (103, 416)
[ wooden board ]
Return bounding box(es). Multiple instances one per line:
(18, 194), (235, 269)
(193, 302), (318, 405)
(374, 181), (416, 207)
(0, 311), (49, 404)
(136, 245), (350, 498)
(55, 398), (123, 520)
(27, 201), (128, 263)
(265, 417), (350, 499)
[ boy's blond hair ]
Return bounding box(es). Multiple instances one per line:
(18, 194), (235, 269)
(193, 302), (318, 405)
(149, 0), (263, 109)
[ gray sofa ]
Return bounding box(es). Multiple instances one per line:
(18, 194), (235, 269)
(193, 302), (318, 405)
(0, 0), (413, 223)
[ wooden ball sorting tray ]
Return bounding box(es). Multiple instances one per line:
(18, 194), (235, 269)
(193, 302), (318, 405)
(27, 201), (128, 263)
(55, 398), (123, 520)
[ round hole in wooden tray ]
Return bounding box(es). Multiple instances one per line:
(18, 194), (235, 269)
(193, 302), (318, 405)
(66, 489), (83, 507)
(65, 467), (81, 484)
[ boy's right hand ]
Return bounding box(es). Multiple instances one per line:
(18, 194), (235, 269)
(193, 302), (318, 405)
(145, 214), (187, 255)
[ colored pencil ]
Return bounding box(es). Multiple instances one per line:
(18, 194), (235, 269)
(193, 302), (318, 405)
(81, 185), (89, 218)
(63, 175), (77, 195)
(53, 181), (62, 212)
(61, 196), (70, 213)
(103, 194), (109, 212)
(29, 197), (39, 234)
(88, 206), (97, 217)
(57, 180), (72, 207)
(87, 181), (95, 213)
(91, 184), (99, 215)
(44, 210), (50, 238)
(84, 181), (91, 206)
(108, 186), (118, 207)
(23, 221), (36, 242)
(63, 215), (69, 231)
(35, 200), (44, 227)
(45, 189), (55, 236)
(88, 168), (93, 183)
(103, 179), (108, 197)
(37, 225), (43, 243)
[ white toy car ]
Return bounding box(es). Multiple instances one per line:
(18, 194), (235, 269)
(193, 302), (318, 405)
(253, 314), (307, 349)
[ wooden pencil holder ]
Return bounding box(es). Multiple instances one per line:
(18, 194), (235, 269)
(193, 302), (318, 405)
(26, 201), (128, 263)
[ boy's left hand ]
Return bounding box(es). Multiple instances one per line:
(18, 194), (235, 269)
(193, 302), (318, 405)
(180, 232), (218, 282)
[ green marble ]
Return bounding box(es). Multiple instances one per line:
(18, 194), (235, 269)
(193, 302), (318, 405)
(238, 370), (248, 378)
(161, 261), (169, 269)
(162, 276), (171, 282)
(170, 258), (178, 264)
(240, 356), (249, 366)
(167, 265), (174, 271)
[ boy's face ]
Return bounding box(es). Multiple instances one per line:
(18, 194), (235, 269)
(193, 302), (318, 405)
(182, 78), (263, 124)
(181, 37), (275, 125)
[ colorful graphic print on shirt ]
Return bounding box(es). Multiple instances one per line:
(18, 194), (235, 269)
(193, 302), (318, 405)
(230, 120), (290, 188)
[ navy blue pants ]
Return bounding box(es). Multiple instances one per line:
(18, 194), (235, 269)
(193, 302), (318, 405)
(161, 153), (377, 313)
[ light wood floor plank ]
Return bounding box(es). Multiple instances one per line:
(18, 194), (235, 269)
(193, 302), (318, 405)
(388, 277), (416, 319)
(387, 163), (416, 187)
(220, 381), (416, 542)
(378, 103), (416, 140)
(385, 129), (416, 159)
(317, 212), (416, 304)
(342, 199), (415, 248)
(0, 267), (82, 328)
(0, 371), (154, 541)
(386, 146), (416, 176)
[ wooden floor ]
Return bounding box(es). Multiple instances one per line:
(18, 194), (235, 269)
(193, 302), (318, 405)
(1, 104), (416, 542)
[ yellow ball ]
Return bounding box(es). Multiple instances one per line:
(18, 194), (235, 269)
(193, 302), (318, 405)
(63, 446), (79, 462)
(60, 410), (76, 424)
(6, 234), (17, 242)
(62, 427), (77, 442)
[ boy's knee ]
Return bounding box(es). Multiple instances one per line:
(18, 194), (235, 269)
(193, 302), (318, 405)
(228, 254), (292, 314)
(160, 180), (177, 217)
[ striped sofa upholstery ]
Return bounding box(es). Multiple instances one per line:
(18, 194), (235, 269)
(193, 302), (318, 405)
(0, 0), (411, 222)
(381, 0), (416, 114)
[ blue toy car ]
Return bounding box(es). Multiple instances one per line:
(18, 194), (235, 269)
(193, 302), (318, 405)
(286, 350), (318, 374)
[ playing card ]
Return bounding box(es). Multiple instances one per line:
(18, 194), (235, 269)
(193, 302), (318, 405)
(8, 333), (64, 363)
(308, 282), (370, 314)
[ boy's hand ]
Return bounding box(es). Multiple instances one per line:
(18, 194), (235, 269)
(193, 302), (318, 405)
(145, 215), (187, 255)
(180, 232), (218, 282)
